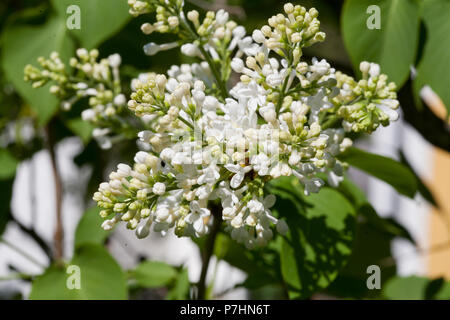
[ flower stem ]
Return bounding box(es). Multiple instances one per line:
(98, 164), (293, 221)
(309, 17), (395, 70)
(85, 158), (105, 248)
(178, 12), (228, 100)
(197, 203), (222, 300)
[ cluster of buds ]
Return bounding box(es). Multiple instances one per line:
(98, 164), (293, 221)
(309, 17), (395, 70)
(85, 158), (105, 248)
(90, 3), (400, 248)
(26, 2), (400, 248)
(24, 52), (66, 92)
(334, 62), (399, 133)
(252, 3), (325, 58)
(128, 0), (183, 17)
(129, 0), (186, 56)
(24, 49), (137, 148)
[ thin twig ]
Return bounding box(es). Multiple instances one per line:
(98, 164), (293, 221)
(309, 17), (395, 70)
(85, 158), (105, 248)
(197, 204), (222, 300)
(44, 123), (64, 262)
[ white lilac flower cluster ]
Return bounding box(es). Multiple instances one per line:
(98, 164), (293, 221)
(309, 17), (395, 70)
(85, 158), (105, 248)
(26, 2), (400, 249)
(92, 2), (399, 249)
(24, 49), (130, 149)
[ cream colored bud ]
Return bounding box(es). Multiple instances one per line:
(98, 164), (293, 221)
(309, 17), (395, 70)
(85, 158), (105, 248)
(284, 3), (294, 14)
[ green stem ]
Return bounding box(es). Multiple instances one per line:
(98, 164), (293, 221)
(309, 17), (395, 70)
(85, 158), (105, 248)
(276, 67), (292, 112)
(178, 12), (228, 100)
(197, 204), (222, 300)
(198, 46), (228, 100)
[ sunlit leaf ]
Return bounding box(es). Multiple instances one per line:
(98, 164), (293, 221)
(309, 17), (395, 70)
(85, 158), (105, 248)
(51, 0), (131, 49)
(342, 0), (420, 87)
(30, 244), (127, 300)
(384, 276), (429, 300)
(2, 15), (74, 125)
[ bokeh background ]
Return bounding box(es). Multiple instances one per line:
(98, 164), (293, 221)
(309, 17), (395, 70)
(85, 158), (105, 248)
(0, 0), (449, 299)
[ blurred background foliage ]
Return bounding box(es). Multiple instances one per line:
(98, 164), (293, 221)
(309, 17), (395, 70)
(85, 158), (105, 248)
(0, 0), (449, 300)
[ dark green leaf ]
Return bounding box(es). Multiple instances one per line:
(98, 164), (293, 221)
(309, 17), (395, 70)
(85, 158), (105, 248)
(167, 268), (190, 300)
(435, 282), (450, 300)
(0, 149), (19, 180)
(339, 147), (418, 198)
(269, 178), (356, 299)
(400, 149), (438, 208)
(0, 179), (14, 236)
(74, 206), (109, 247)
(130, 261), (178, 288)
(213, 232), (280, 290)
(414, 0), (450, 114)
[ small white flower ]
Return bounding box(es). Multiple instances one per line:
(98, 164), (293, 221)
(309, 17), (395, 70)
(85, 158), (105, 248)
(114, 94), (126, 106)
(153, 182), (166, 195)
(81, 109), (96, 121)
(224, 164), (252, 189)
(108, 54), (122, 68)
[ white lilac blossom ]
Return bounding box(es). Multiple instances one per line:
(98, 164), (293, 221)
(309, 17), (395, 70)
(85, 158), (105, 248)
(26, 2), (400, 249)
(24, 49), (143, 149)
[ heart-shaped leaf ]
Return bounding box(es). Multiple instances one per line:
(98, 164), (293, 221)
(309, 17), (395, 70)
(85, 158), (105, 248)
(2, 15), (74, 125)
(30, 244), (127, 300)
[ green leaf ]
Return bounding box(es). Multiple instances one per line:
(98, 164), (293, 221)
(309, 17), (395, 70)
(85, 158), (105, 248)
(30, 244), (127, 300)
(74, 206), (109, 248)
(130, 261), (178, 288)
(66, 118), (94, 145)
(385, 276), (450, 300)
(336, 176), (368, 209)
(167, 268), (190, 300)
(341, 0), (420, 87)
(0, 149), (19, 180)
(212, 233), (280, 289)
(0, 149), (16, 235)
(414, 0), (450, 114)
(359, 204), (415, 244)
(2, 15), (74, 125)
(338, 147), (418, 198)
(51, 0), (131, 49)
(384, 276), (429, 300)
(0, 179), (14, 236)
(435, 282), (450, 300)
(269, 178), (356, 299)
